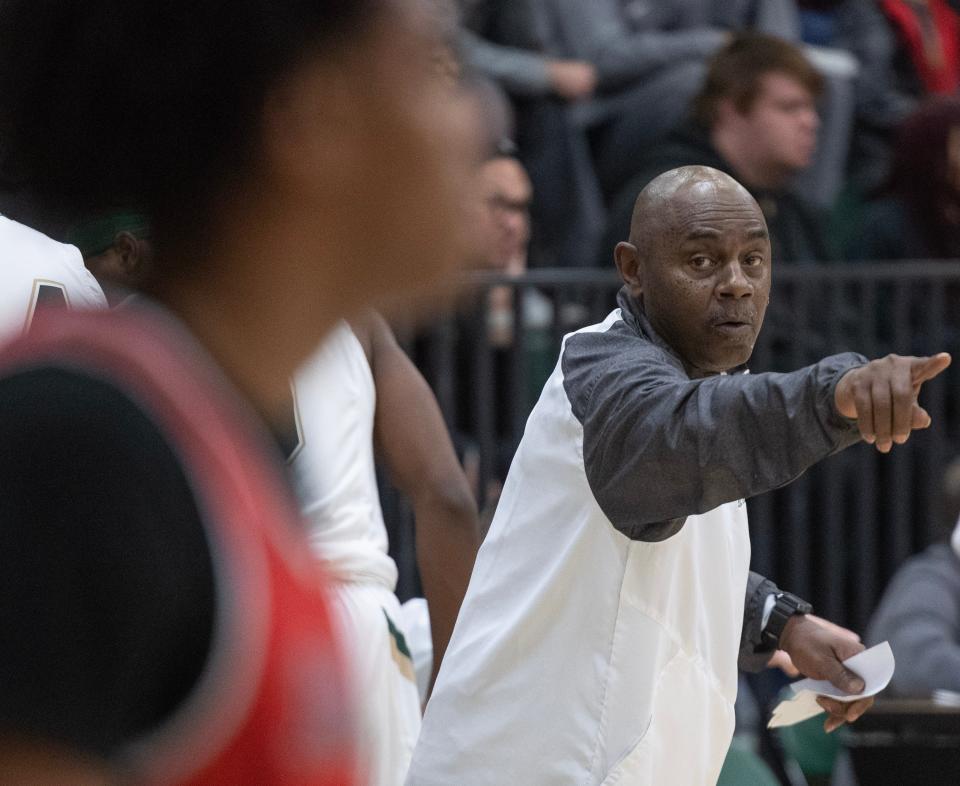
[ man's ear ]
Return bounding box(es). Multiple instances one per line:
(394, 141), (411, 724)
(614, 241), (643, 297)
(113, 232), (141, 275)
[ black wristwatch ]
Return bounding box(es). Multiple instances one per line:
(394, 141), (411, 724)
(761, 592), (813, 649)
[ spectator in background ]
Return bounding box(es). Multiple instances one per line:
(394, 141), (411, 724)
(603, 35), (834, 266)
(479, 148), (552, 349)
(866, 457), (960, 697)
(470, 0), (802, 267)
(457, 0), (597, 102)
(882, 0), (960, 97)
(851, 97), (960, 260)
(456, 147), (556, 524)
(455, 0), (604, 269)
(530, 0), (800, 200)
(797, 1), (916, 193)
(478, 149), (533, 277)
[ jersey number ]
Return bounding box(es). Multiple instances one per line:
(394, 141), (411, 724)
(24, 280), (69, 333)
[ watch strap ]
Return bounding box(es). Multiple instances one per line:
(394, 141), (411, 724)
(762, 592), (813, 649)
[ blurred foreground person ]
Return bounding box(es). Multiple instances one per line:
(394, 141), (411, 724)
(290, 312), (479, 786)
(0, 0), (479, 784)
(408, 167), (949, 786)
(0, 215), (106, 340)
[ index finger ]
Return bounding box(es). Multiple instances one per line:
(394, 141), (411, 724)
(911, 353), (952, 386)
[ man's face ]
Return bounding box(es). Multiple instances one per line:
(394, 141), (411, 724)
(635, 181), (772, 375)
(271, 0), (484, 314)
(737, 72), (819, 174)
(479, 157), (532, 272)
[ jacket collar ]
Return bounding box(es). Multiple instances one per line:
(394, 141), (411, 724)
(615, 286), (748, 377)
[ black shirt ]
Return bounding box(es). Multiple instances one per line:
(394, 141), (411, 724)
(603, 123), (835, 265)
(0, 366), (215, 758)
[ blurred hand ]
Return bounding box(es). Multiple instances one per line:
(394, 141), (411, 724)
(834, 353), (951, 452)
(547, 60), (597, 101)
(779, 614), (873, 733)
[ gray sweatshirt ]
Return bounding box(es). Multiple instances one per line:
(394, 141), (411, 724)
(867, 543), (960, 697)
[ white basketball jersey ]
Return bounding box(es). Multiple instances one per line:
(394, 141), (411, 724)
(0, 216), (107, 341)
(290, 322), (398, 589)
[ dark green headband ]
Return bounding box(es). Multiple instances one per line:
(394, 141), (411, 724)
(67, 212), (150, 258)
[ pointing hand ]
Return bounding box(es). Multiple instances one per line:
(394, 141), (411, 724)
(834, 353), (951, 453)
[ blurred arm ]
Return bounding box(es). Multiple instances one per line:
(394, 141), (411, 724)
(549, 0), (727, 89)
(459, 29), (554, 97)
(362, 313), (480, 687)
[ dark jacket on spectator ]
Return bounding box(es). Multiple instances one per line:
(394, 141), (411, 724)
(850, 196), (947, 261)
(602, 124), (835, 265)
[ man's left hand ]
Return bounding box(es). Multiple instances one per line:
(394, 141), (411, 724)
(777, 614), (875, 733)
(768, 614), (861, 677)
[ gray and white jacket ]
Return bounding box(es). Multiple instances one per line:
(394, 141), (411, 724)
(408, 289), (864, 786)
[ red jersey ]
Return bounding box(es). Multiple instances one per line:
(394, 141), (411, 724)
(0, 304), (356, 785)
(883, 0), (960, 94)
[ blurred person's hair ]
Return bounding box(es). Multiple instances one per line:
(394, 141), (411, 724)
(0, 0), (378, 264)
(694, 34), (825, 128)
(882, 96), (960, 258)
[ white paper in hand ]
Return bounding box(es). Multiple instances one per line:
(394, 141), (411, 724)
(767, 641), (895, 728)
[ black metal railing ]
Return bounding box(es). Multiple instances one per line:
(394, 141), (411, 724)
(385, 262), (960, 634)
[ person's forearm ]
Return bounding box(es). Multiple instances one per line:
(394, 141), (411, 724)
(549, 0), (725, 88)
(459, 30), (553, 96)
(413, 495), (479, 689)
(591, 29), (727, 88)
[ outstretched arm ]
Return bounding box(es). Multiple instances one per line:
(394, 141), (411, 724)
(564, 323), (949, 540)
(359, 313), (480, 689)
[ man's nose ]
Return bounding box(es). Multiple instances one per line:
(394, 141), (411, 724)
(717, 261), (753, 298)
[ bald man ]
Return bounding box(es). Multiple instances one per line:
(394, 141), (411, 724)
(407, 166), (950, 786)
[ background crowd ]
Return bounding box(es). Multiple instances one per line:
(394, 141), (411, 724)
(1, 2), (959, 785)
(455, 0), (960, 272)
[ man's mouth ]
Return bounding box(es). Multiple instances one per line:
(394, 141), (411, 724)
(711, 318), (754, 336)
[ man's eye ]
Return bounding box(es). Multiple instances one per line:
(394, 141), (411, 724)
(744, 255), (764, 267)
(691, 256), (713, 269)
